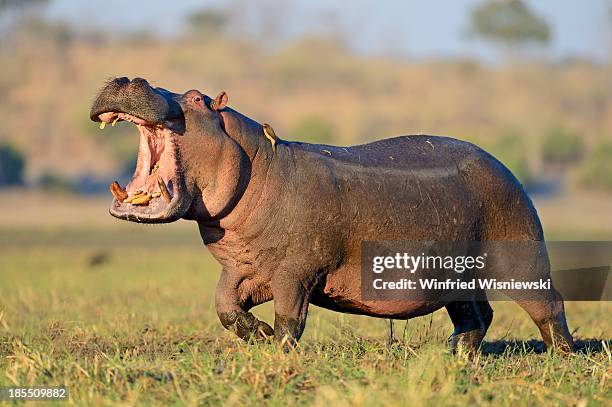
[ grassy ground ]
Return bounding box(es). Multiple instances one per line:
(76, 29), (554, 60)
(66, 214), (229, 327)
(0, 193), (610, 405)
(0, 224), (610, 406)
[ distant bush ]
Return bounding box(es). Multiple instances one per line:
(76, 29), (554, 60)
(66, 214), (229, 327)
(289, 116), (335, 144)
(38, 172), (73, 192)
(186, 9), (227, 36)
(0, 141), (25, 186)
(579, 141), (612, 191)
(490, 133), (531, 184)
(541, 127), (584, 165)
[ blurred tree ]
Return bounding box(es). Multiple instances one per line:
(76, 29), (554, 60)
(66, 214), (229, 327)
(0, 0), (47, 12)
(19, 17), (74, 45)
(37, 172), (73, 192)
(490, 132), (531, 184)
(0, 141), (25, 186)
(0, 0), (49, 38)
(186, 9), (228, 37)
(540, 127), (584, 166)
(469, 0), (550, 54)
(580, 141), (612, 191)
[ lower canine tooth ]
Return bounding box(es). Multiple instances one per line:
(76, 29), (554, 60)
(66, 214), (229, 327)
(157, 178), (172, 204)
(112, 118), (119, 127)
(99, 122), (106, 129)
(109, 181), (128, 201)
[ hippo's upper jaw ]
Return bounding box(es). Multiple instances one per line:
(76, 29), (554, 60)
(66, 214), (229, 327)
(90, 77), (191, 223)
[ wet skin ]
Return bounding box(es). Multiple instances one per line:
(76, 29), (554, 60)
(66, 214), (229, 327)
(90, 77), (574, 353)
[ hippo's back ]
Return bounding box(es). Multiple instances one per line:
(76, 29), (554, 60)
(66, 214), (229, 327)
(291, 135), (484, 172)
(291, 134), (542, 242)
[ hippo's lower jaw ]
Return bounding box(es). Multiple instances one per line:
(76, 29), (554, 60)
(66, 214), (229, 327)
(99, 112), (192, 224)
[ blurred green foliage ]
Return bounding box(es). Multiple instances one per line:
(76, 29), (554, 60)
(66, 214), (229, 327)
(0, 1), (606, 197)
(469, 0), (550, 48)
(0, 141), (25, 186)
(18, 16), (73, 45)
(37, 172), (73, 191)
(288, 115), (335, 144)
(541, 126), (584, 165)
(490, 132), (531, 183)
(0, 0), (47, 12)
(186, 9), (228, 36)
(580, 141), (612, 191)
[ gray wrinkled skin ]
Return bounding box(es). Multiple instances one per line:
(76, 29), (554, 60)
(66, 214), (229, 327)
(90, 77), (574, 353)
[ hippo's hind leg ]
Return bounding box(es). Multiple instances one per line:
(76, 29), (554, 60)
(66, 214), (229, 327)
(512, 296), (574, 353)
(487, 244), (574, 353)
(446, 294), (493, 353)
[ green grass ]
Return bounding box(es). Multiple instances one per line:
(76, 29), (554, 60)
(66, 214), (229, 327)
(0, 227), (610, 406)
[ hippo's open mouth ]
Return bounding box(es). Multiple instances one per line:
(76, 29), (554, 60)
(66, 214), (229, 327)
(90, 77), (192, 223)
(90, 77), (199, 223)
(97, 111), (189, 223)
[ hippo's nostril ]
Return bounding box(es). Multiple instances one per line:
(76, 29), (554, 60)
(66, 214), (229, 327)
(131, 77), (149, 87)
(113, 77), (130, 86)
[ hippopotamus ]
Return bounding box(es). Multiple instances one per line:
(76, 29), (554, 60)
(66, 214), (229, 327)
(90, 77), (574, 353)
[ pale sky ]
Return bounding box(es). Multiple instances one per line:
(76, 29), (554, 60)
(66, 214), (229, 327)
(45, 0), (611, 62)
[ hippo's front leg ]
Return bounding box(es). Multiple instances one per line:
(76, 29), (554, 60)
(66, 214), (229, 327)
(271, 277), (313, 349)
(215, 270), (274, 341)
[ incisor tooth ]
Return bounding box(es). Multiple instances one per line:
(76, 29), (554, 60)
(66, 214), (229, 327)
(123, 191), (146, 203)
(151, 192), (161, 198)
(131, 194), (151, 205)
(157, 178), (172, 204)
(99, 122), (106, 129)
(112, 118), (119, 127)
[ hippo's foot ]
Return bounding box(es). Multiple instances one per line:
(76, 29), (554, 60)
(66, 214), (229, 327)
(274, 315), (304, 352)
(254, 320), (275, 341)
(450, 329), (486, 355)
(446, 299), (493, 355)
(536, 315), (575, 354)
(511, 295), (574, 353)
(218, 310), (274, 342)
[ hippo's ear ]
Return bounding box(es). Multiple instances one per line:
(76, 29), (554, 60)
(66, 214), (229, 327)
(210, 91), (228, 111)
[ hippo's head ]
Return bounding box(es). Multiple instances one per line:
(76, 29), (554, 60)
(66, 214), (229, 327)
(90, 77), (244, 224)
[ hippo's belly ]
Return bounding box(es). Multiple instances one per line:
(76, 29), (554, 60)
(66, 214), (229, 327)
(311, 262), (449, 319)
